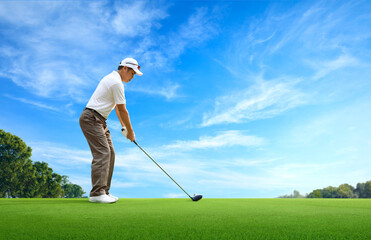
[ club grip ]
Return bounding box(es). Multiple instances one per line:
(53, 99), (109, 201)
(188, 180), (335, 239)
(121, 127), (128, 137)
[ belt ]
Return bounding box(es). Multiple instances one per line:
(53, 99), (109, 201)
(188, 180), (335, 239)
(84, 107), (106, 120)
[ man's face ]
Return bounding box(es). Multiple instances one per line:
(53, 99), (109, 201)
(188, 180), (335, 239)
(122, 67), (136, 83)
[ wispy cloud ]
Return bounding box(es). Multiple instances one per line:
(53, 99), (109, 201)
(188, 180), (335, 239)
(129, 82), (181, 101)
(129, 6), (220, 99)
(164, 130), (264, 150)
(4, 94), (77, 116)
(112, 1), (169, 37)
(0, 2), (107, 102)
(195, 160), (350, 195)
(309, 54), (359, 80)
(106, 119), (122, 131)
(266, 1), (370, 55)
(0, 1), (178, 103)
(201, 0), (370, 127)
(133, 6), (220, 71)
(30, 142), (92, 166)
(202, 76), (307, 126)
(222, 158), (280, 167)
(166, 7), (219, 60)
(0, 2), (222, 106)
(0, 2), (61, 26)
(5, 95), (60, 112)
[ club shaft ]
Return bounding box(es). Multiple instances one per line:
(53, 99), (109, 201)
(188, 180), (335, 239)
(134, 141), (192, 199)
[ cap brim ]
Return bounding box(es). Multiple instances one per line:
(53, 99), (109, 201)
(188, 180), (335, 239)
(133, 68), (143, 76)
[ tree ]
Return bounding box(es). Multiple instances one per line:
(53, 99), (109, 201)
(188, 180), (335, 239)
(307, 189), (322, 198)
(278, 190), (304, 198)
(365, 181), (371, 198)
(338, 184), (356, 198)
(355, 183), (366, 198)
(47, 173), (63, 198)
(62, 184), (85, 198)
(0, 129), (32, 197)
(293, 190), (303, 198)
(18, 159), (38, 198)
(0, 129), (85, 198)
(354, 181), (371, 198)
(321, 186), (339, 198)
(307, 181), (371, 198)
(33, 161), (63, 198)
(61, 176), (85, 198)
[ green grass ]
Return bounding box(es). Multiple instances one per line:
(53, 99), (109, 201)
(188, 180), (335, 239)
(1, 198), (370, 240)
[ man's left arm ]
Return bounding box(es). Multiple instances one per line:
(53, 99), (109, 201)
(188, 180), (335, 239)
(115, 105), (125, 127)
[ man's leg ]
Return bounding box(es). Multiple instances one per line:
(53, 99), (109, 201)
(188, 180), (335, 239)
(105, 128), (115, 195)
(79, 109), (111, 197)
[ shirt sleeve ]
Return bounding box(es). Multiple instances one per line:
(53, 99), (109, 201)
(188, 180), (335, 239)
(111, 83), (126, 105)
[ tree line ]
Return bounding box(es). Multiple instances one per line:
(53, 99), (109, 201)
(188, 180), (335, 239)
(0, 129), (85, 198)
(307, 181), (371, 198)
(279, 181), (371, 198)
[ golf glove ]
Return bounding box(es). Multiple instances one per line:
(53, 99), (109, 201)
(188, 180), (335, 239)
(121, 127), (128, 137)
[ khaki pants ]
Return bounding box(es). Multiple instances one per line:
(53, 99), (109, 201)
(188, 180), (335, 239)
(79, 108), (115, 197)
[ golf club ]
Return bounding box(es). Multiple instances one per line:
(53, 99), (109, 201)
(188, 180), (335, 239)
(133, 141), (202, 202)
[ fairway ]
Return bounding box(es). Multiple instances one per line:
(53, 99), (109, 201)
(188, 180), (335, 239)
(1, 198), (370, 240)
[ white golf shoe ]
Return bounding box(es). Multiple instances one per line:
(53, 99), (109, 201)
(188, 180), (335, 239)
(89, 194), (116, 204)
(108, 194), (119, 202)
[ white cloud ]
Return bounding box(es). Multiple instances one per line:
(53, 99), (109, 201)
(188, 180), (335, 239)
(0, 2), (222, 106)
(0, 2), (61, 26)
(129, 82), (181, 100)
(8, 64), (91, 103)
(202, 77), (307, 126)
(5, 94), (60, 112)
(106, 119), (122, 131)
(0, 2), (107, 102)
(164, 130), (264, 150)
(0, 1), (173, 104)
(310, 54), (359, 80)
(223, 158), (280, 167)
(216, 0), (371, 87)
(134, 6), (219, 69)
(199, 171), (287, 190)
(166, 7), (219, 59)
(208, 7), (367, 128)
(30, 142), (92, 166)
(195, 160), (351, 196)
(112, 2), (169, 37)
(127, 6), (220, 100)
(267, 1), (366, 54)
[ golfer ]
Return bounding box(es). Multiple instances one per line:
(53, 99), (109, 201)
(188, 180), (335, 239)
(79, 58), (143, 204)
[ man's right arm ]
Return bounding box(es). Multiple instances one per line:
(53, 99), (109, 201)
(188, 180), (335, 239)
(116, 104), (135, 142)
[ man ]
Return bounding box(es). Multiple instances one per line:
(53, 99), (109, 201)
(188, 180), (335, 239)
(79, 58), (143, 204)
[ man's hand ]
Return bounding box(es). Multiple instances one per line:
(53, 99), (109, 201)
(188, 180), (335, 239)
(126, 130), (135, 142)
(122, 127), (135, 142)
(116, 104), (135, 142)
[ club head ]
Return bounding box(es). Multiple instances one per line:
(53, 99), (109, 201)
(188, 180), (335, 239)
(191, 194), (203, 201)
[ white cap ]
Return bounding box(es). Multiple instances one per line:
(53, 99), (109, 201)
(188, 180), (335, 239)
(119, 58), (143, 76)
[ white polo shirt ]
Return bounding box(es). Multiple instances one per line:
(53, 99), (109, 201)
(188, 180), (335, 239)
(86, 71), (126, 119)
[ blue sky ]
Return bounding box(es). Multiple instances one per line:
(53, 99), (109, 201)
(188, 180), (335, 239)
(0, 0), (370, 198)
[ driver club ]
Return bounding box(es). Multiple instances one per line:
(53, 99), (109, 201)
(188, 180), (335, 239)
(133, 140), (202, 202)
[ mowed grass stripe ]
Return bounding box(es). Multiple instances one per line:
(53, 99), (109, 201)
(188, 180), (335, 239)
(1, 198), (370, 239)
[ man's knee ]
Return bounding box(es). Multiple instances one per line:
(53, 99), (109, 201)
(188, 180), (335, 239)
(92, 147), (111, 162)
